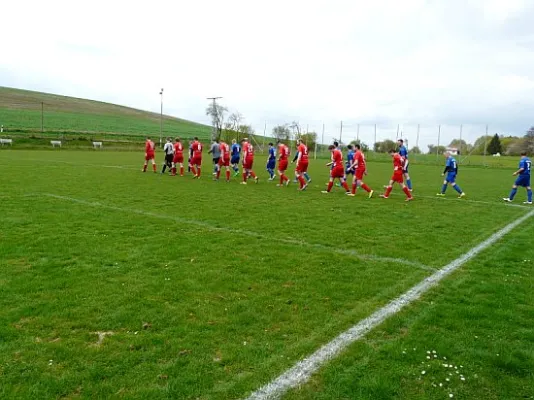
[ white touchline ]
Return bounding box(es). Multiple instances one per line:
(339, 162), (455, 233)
(417, 194), (529, 209)
(246, 208), (534, 400)
(32, 193), (431, 271)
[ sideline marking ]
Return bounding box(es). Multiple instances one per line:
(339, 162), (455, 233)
(246, 208), (534, 400)
(31, 192), (432, 271)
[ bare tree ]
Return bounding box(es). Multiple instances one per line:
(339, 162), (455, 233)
(206, 103), (229, 140)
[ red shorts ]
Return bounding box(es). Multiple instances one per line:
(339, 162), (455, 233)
(330, 166), (345, 179)
(191, 156), (202, 166)
(355, 169), (365, 180)
(173, 154), (184, 163)
(296, 161), (308, 173)
(219, 157), (230, 167)
(391, 172), (403, 183)
(243, 158), (254, 170)
(145, 153), (155, 161)
(278, 159), (288, 172)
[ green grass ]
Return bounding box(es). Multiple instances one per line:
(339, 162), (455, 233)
(0, 150), (532, 399)
(0, 86), (211, 139)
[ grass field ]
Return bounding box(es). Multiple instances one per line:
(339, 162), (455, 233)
(0, 150), (532, 399)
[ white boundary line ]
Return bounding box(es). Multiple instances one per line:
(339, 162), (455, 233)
(416, 194), (530, 209)
(246, 208), (534, 400)
(30, 192), (432, 271)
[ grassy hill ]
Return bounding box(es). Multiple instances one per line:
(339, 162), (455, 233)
(0, 87), (212, 142)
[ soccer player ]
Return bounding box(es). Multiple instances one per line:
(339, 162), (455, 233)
(291, 143), (312, 183)
(266, 142), (276, 180)
(295, 139), (310, 191)
(397, 139), (413, 191)
(231, 139), (241, 176)
(187, 140), (193, 173)
(241, 138), (258, 184)
(171, 138), (184, 176)
(208, 139), (221, 180)
(345, 144), (355, 177)
(190, 137), (203, 178)
(380, 149), (413, 201)
(322, 145), (350, 194)
(161, 137), (174, 174)
(142, 137), (157, 173)
(503, 151), (532, 204)
(277, 140), (290, 187)
(347, 144), (373, 198)
(436, 151), (465, 198)
(218, 140), (231, 182)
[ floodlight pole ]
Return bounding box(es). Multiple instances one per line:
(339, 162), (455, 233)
(159, 88), (164, 148)
(207, 96), (223, 141)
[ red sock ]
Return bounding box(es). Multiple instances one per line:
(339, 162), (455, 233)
(351, 182), (357, 194)
(171, 167), (176, 175)
(279, 175), (284, 185)
(216, 169), (221, 179)
(361, 183), (371, 193)
(197, 167), (201, 177)
(191, 166), (197, 176)
(226, 170), (230, 181)
(385, 186), (393, 197)
(180, 166), (184, 176)
(342, 181), (350, 192)
(242, 172), (247, 182)
(250, 171), (257, 178)
(327, 181), (334, 192)
(282, 174), (288, 182)
(152, 164), (156, 172)
(143, 164), (147, 172)
(298, 176), (306, 188)
(403, 186), (413, 198)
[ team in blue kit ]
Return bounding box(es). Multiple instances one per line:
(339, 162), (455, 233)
(231, 139), (241, 176)
(345, 145), (355, 176)
(436, 151), (466, 198)
(397, 139), (413, 191)
(266, 143), (276, 180)
(503, 152), (532, 204)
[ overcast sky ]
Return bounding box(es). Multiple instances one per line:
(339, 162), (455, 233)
(2, 0), (534, 149)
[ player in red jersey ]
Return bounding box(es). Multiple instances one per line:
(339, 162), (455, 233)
(241, 138), (258, 184)
(171, 138), (184, 176)
(347, 144), (374, 198)
(218, 140), (231, 182)
(380, 149), (413, 201)
(295, 139), (309, 190)
(276, 140), (290, 187)
(190, 137), (203, 178)
(322, 145), (350, 194)
(142, 137), (157, 172)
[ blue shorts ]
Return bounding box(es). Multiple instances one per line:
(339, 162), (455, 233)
(266, 160), (276, 169)
(515, 175), (531, 187)
(345, 168), (354, 175)
(446, 172), (457, 183)
(231, 156), (240, 164)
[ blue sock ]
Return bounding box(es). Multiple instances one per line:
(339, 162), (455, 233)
(509, 188), (518, 200)
(528, 189), (532, 202)
(441, 184), (447, 194)
(268, 168), (274, 178)
(453, 184), (462, 194)
(304, 172), (310, 181)
(406, 179), (412, 190)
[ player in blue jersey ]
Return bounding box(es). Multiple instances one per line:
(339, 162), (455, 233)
(345, 145), (355, 176)
(436, 151), (466, 198)
(266, 142), (276, 180)
(291, 143), (312, 183)
(230, 139), (241, 176)
(503, 151), (532, 204)
(397, 139), (413, 191)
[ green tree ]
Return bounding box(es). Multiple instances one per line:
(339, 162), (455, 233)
(272, 125), (291, 143)
(427, 144), (447, 155)
(525, 126), (534, 154)
(411, 146), (421, 154)
(349, 139), (369, 152)
(471, 135), (492, 155)
(373, 139), (396, 153)
(205, 103), (228, 140)
(486, 133), (503, 155)
(300, 132), (318, 151)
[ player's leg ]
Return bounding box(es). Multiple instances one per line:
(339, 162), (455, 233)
(191, 162), (197, 178)
(358, 178), (373, 198)
(179, 162), (184, 176)
(437, 179), (448, 195)
(161, 157), (168, 174)
(350, 174), (358, 195)
(151, 158), (157, 172)
(322, 177), (335, 193)
(450, 179), (465, 197)
(381, 179), (394, 198)
(340, 175), (350, 192)
(526, 184), (533, 204)
(142, 159), (148, 172)
(401, 182), (413, 200)
(404, 173), (412, 191)
(171, 161), (176, 175)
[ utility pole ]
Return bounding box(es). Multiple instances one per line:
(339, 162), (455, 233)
(459, 124), (463, 155)
(339, 121), (343, 144)
(437, 124), (441, 160)
(357, 124), (360, 142)
(159, 88), (164, 148)
(207, 96), (223, 141)
(41, 102), (44, 133)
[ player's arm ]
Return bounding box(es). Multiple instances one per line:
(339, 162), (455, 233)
(292, 151), (299, 163)
(513, 167), (524, 176)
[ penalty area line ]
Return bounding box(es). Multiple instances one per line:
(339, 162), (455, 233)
(28, 192), (431, 271)
(245, 208), (534, 400)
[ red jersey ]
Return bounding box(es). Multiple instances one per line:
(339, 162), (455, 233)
(145, 140), (155, 154)
(243, 142), (254, 159)
(331, 149), (343, 167)
(279, 144), (289, 160)
(353, 150), (366, 170)
(297, 144), (309, 162)
(173, 142), (183, 155)
(220, 142), (230, 159)
(393, 153), (404, 171)
(191, 141), (202, 158)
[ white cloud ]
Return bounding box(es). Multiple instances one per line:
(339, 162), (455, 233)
(2, 0), (534, 147)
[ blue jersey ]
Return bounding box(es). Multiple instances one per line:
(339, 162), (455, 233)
(519, 157), (531, 177)
(346, 150), (355, 167)
(398, 145), (408, 159)
(268, 147), (276, 160)
(231, 144), (241, 157)
(445, 156), (458, 173)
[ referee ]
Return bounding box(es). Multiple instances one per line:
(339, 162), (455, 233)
(161, 137), (174, 174)
(208, 139), (221, 179)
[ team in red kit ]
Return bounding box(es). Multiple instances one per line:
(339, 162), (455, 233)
(141, 136), (416, 201)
